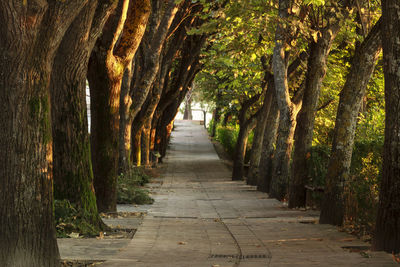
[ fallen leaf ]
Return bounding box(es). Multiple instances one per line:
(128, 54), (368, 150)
(392, 253), (400, 263)
(96, 232), (104, 240)
(178, 241), (187, 245)
(310, 238), (323, 241)
(339, 238), (355, 242)
(68, 232), (80, 238)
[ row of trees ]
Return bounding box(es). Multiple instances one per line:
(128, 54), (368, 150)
(0, 0), (212, 266)
(196, 0), (399, 254)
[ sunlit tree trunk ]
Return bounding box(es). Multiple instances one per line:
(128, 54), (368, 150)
(0, 1), (87, 266)
(373, 1), (400, 253)
(122, 0), (179, 167)
(87, 0), (150, 212)
(119, 63), (134, 172)
(320, 18), (382, 225)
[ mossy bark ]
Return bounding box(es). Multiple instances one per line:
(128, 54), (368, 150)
(51, 1), (116, 230)
(0, 1), (88, 266)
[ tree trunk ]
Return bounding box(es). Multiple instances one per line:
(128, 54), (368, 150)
(0, 1), (87, 266)
(133, 128), (142, 166)
(373, 1), (400, 253)
(183, 92), (193, 120)
(289, 23), (340, 208)
(127, 0), (178, 123)
(320, 18), (382, 225)
(232, 117), (257, 181)
(231, 93), (262, 181)
(247, 85), (274, 185)
(87, 0), (150, 212)
(51, 0), (115, 232)
(142, 118), (152, 166)
(119, 63), (134, 173)
(270, 0), (297, 201)
(122, 0), (181, 168)
(257, 97), (280, 193)
(269, 104), (300, 200)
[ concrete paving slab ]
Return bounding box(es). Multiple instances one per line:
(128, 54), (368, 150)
(90, 120), (395, 266)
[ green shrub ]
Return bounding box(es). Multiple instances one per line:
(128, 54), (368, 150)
(345, 140), (382, 235)
(207, 119), (215, 136)
(306, 141), (383, 236)
(214, 124), (254, 161)
(117, 167), (154, 205)
(307, 145), (331, 188)
(215, 125), (238, 155)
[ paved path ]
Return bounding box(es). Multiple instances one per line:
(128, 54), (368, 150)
(101, 120), (395, 267)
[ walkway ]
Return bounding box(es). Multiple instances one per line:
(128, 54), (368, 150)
(101, 120), (395, 267)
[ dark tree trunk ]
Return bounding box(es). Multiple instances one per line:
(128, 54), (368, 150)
(211, 91), (223, 137)
(87, 0), (150, 212)
(0, 1), (88, 266)
(289, 22), (340, 208)
(232, 116), (257, 181)
(51, 0), (115, 232)
(320, 18), (382, 225)
(257, 97), (280, 193)
(152, 34), (205, 159)
(231, 90), (262, 181)
(247, 82), (274, 185)
(373, 1), (400, 253)
(155, 100), (182, 157)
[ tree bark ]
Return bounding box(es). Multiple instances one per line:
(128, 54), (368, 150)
(0, 1), (88, 266)
(87, 0), (150, 212)
(183, 92), (193, 120)
(289, 21), (340, 208)
(247, 81), (274, 185)
(119, 63), (134, 172)
(51, 0), (116, 232)
(257, 96), (280, 193)
(231, 93), (262, 181)
(320, 18), (382, 225)
(232, 114), (257, 181)
(373, 1), (400, 253)
(270, 0), (297, 200)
